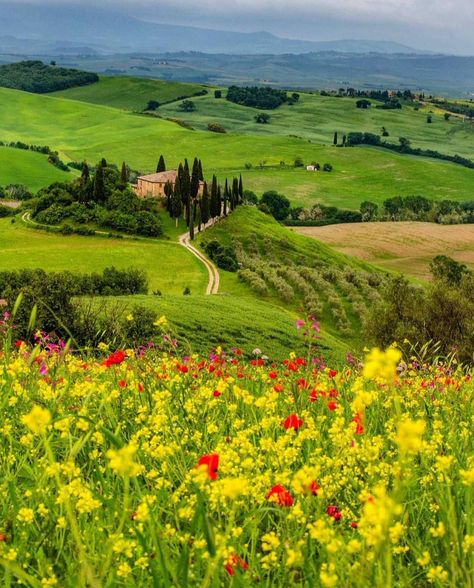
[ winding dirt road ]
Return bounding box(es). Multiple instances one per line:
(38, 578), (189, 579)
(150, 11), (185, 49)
(179, 230), (220, 295)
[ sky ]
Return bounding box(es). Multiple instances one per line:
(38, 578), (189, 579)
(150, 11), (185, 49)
(12, 0), (474, 54)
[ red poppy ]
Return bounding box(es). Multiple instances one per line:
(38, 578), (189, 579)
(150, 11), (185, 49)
(103, 350), (126, 368)
(326, 505), (342, 521)
(352, 413), (365, 435)
(328, 369), (338, 378)
(213, 390), (221, 397)
(14, 340), (23, 348)
(351, 521), (358, 529)
(225, 554), (249, 576)
(0, 533), (7, 542)
(267, 484), (294, 507)
(273, 383), (284, 393)
(269, 371), (278, 379)
(118, 379), (127, 388)
(282, 414), (304, 431)
(309, 480), (320, 496)
(327, 401), (338, 411)
(197, 453), (219, 480)
(138, 383), (144, 393)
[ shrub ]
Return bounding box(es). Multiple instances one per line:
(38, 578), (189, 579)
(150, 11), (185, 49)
(207, 122), (226, 134)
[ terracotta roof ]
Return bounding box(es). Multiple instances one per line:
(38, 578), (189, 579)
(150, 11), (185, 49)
(138, 170), (178, 184)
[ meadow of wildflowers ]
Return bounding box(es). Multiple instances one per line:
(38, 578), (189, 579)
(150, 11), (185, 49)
(0, 314), (473, 587)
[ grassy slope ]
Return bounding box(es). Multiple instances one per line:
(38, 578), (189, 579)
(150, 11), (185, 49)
(195, 207), (377, 354)
(1, 88), (474, 208)
(0, 146), (72, 191)
(0, 218), (207, 295)
(117, 294), (334, 362)
(51, 76), (207, 111)
(158, 92), (474, 159)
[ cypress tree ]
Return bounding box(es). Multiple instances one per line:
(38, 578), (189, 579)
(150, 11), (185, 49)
(232, 177), (239, 211)
(223, 181), (228, 216)
(120, 161), (128, 186)
(197, 202), (202, 233)
(210, 175), (218, 218)
(81, 162), (90, 184)
(201, 181), (210, 225)
(189, 200), (195, 240)
(164, 181), (173, 213)
(93, 164), (106, 203)
(171, 175), (182, 227)
(333, 132), (338, 146)
(198, 159), (204, 181)
(156, 155), (166, 173)
(181, 160), (191, 215)
(101, 157), (108, 168)
(238, 174), (243, 203)
(191, 157), (200, 199)
(217, 185), (222, 217)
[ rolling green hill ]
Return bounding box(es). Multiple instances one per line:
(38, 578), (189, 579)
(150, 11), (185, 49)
(0, 218), (207, 294)
(196, 206), (385, 347)
(143, 87), (474, 159)
(51, 76), (208, 111)
(1, 87), (474, 209)
(0, 146), (72, 191)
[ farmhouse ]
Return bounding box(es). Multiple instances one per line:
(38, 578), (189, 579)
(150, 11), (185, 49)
(134, 170), (204, 198)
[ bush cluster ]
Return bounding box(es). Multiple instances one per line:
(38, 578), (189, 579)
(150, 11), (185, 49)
(202, 239), (239, 272)
(0, 60), (99, 93)
(226, 86), (299, 110)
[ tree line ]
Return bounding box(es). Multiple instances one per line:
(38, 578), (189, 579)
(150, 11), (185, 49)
(0, 60), (99, 94)
(226, 86), (299, 110)
(346, 132), (474, 171)
(0, 140), (70, 171)
(157, 155), (244, 240)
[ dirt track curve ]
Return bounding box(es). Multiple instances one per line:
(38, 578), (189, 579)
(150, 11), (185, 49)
(179, 231), (220, 295)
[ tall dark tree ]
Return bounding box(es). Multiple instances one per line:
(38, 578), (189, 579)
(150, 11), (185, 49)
(181, 160), (191, 218)
(120, 161), (128, 186)
(238, 174), (243, 203)
(189, 200), (195, 240)
(191, 157), (200, 200)
(93, 164), (106, 203)
(79, 162), (90, 203)
(217, 185), (222, 218)
(198, 159), (204, 181)
(156, 155), (166, 173)
(171, 175), (182, 226)
(101, 157), (107, 168)
(81, 162), (90, 185)
(223, 180), (228, 216)
(333, 132), (338, 146)
(210, 175), (219, 218)
(201, 181), (210, 225)
(232, 177), (239, 211)
(164, 181), (173, 213)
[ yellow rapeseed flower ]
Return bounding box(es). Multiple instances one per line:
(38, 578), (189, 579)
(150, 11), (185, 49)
(363, 347), (402, 383)
(21, 405), (51, 435)
(107, 443), (143, 477)
(396, 419), (426, 455)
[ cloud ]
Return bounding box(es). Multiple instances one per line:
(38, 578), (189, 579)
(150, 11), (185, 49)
(9, 0), (474, 53)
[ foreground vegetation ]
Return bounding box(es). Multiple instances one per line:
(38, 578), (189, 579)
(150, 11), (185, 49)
(0, 327), (472, 586)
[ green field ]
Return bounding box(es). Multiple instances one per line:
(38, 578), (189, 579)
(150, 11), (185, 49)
(0, 218), (207, 294)
(1, 87), (474, 208)
(158, 90), (474, 159)
(0, 146), (72, 191)
(51, 76), (207, 111)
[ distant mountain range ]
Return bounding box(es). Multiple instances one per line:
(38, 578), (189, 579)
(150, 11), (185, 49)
(0, 3), (429, 56)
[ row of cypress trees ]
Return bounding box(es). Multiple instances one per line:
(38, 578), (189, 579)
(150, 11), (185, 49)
(157, 155), (243, 239)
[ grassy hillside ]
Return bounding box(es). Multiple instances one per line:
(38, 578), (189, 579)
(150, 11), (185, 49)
(1, 87), (474, 208)
(294, 221), (474, 280)
(0, 146), (72, 191)
(51, 76), (208, 111)
(158, 91), (474, 159)
(0, 218), (207, 294)
(196, 207), (384, 347)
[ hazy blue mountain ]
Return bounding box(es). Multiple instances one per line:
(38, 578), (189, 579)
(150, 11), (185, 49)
(0, 3), (426, 55)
